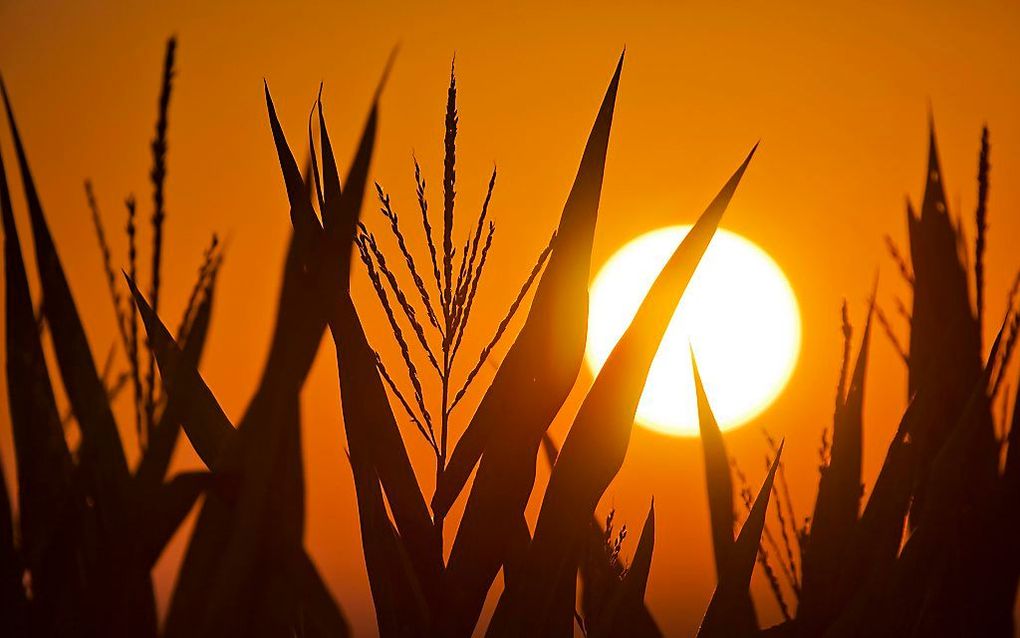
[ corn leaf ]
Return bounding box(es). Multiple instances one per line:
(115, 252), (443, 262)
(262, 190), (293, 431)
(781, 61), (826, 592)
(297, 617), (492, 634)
(1, 78), (130, 527)
(136, 471), (213, 569)
(345, 433), (430, 636)
(692, 350), (735, 577)
(905, 124), (985, 530)
(127, 276), (234, 471)
(692, 350), (756, 629)
(293, 551), (352, 638)
(589, 501), (656, 638)
(1, 108), (88, 633)
(135, 266), (220, 491)
(487, 144), (756, 637)
(698, 443), (783, 638)
(799, 299), (873, 629)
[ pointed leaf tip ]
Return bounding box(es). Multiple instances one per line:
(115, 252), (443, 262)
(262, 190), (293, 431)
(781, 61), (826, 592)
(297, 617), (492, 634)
(372, 45), (400, 103)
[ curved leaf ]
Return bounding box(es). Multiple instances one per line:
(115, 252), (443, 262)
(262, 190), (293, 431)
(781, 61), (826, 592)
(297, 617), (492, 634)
(487, 144), (756, 637)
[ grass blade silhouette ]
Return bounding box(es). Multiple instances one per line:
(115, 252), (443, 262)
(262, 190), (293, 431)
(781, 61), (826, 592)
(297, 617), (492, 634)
(3, 77), (158, 637)
(824, 395), (921, 636)
(692, 349), (757, 629)
(1, 77), (130, 525)
(345, 426), (430, 636)
(130, 274), (344, 636)
(136, 265), (220, 490)
(698, 442), (783, 638)
(269, 65), (442, 616)
(127, 276), (234, 471)
(135, 471), (213, 569)
(799, 298), (873, 630)
(1, 138), (85, 634)
(590, 501), (656, 638)
(316, 91), (444, 598)
(487, 143), (756, 637)
(906, 123), (984, 530)
(540, 432), (661, 636)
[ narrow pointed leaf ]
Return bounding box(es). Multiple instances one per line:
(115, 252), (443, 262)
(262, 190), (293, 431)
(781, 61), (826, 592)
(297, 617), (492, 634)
(2, 78), (130, 525)
(590, 502), (658, 638)
(488, 145), (756, 637)
(698, 442), (783, 638)
(136, 269), (220, 490)
(346, 433), (429, 636)
(692, 349), (756, 629)
(692, 350), (735, 578)
(799, 299), (873, 629)
(905, 124), (984, 530)
(331, 294), (442, 605)
(126, 276), (234, 471)
(0, 109), (83, 599)
(136, 471), (214, 569)
(265, 82), (320, 242)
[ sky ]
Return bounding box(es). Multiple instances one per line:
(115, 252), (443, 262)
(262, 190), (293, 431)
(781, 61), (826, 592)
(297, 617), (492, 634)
(1, 1), (1019, 635)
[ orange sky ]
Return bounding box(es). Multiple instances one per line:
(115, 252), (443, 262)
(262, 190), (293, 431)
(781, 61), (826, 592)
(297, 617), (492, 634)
(1, 1), (1019, 635)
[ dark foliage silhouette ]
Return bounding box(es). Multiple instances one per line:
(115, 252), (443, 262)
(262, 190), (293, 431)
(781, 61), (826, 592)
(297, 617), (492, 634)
(1, 36), (1018, 638)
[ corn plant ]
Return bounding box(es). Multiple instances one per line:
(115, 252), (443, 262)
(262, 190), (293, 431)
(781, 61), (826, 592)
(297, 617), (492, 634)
(0, 38), (229, 637)
(688, 124), (1020, 638)
(4, 32), (1018, 638)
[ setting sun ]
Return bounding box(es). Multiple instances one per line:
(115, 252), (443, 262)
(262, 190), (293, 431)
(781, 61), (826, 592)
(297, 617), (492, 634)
(586, 225), (801, 437)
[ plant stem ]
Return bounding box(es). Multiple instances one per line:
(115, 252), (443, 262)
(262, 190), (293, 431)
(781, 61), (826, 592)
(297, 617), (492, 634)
(436, 332), (451, 546)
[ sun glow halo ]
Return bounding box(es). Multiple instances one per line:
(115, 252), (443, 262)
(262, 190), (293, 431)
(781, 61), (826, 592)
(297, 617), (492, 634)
(585, 225), (801, 437)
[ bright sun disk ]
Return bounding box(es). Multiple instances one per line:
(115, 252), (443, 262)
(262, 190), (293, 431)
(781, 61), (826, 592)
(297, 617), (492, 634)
(585, 225), (801, 437)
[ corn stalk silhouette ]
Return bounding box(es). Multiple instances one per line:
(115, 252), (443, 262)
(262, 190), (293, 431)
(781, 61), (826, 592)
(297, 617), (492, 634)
(2, 35), (1020, 638)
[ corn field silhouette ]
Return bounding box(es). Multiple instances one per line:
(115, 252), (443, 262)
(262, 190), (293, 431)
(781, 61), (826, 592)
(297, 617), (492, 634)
(2, 38), (1019, 638)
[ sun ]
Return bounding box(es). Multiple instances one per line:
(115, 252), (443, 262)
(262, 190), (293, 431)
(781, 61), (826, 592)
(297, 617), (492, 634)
(585, 225), (801, 437)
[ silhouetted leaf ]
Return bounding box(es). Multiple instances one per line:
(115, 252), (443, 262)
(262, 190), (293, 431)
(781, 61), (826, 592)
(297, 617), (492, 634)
(136, 471), (213, 569)
(488, 144), (756, 637)
(294, 551), (351, 638)
(345, 434), (430, 637)
(0, 107), (87, 633)
(590, 501), (656, 638)
(1, 77), (130, 527)
(3, 78), (158, 637)
(692, 349), (735, 577)
(272, 65), (441, 625)
(692, 349), (756, 630)
(136, 266), (220, 491)
(799, 298), (873, 630)
(906, 123), (985, 531)
(127, 276), (234, 472)
(698, 442), (783, 638)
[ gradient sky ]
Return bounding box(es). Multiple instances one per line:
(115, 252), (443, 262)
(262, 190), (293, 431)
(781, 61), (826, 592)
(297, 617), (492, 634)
(1, 1), (1019, 635)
